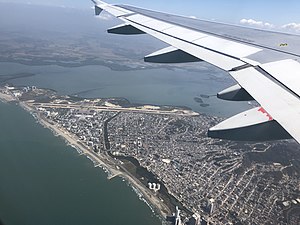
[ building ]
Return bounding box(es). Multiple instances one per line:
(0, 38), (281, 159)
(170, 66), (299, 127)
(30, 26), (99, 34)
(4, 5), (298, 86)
(209, 198), (215, 215)
(187, 213), (201, 225)
(174, 206), (182, 225)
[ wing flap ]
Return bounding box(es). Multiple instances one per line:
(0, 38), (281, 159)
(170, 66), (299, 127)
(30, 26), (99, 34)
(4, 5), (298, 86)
(261, 59), (300, 97)
(119, 4), (300, 59)
(119, 20), (246, 71)
(231, 67), (300, 143)
(208, 107), (291, 141)
(126, 14), (153, 23)
(93, 1), (256, 71)
(162, 26), (208, 42)
(193, 36), (262, 59)
(141, 19), (174, 31)
(93, 1), (300, 143)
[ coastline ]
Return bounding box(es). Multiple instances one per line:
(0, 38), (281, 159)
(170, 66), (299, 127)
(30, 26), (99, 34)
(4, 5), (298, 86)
(17, 100), (172, 222)
(0, 91), (16, 102)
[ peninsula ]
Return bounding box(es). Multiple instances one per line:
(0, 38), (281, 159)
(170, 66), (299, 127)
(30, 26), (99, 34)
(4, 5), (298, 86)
(1, 85), (299, 225)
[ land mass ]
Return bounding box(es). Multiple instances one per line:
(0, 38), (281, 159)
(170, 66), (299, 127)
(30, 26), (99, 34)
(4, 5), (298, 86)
(2, 3), (299, 224)
(1, 85), (299, 225)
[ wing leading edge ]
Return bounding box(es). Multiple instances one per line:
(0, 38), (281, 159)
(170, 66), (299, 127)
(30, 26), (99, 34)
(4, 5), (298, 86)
(92, 0), (300, 144)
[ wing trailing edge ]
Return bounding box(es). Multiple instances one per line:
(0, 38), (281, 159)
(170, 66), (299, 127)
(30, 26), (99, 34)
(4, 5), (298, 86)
(208, 107), (292, 141)
(92, 0), (300, 144)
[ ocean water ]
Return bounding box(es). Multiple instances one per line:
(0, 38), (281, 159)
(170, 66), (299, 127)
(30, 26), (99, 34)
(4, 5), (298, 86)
(0, 3), (252, 225)
(0, 61), (250, 225)
(0, 102), (161, 225)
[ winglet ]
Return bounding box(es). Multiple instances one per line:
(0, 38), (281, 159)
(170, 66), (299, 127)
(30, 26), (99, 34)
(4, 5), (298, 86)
(91, 0), (107, 15)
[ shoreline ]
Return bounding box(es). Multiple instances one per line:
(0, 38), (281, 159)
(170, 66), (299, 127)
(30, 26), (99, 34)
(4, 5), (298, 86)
(0, 91), (16, 102)
(18, 101), (172, 222)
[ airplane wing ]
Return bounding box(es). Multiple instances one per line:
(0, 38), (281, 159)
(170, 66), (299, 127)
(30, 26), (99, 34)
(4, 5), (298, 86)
(92, 0), (300, 143)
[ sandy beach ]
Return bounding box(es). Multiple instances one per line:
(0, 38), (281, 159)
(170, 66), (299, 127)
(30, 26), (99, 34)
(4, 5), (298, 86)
(0, 85), (172, 221)
(20, 101), (171, 220)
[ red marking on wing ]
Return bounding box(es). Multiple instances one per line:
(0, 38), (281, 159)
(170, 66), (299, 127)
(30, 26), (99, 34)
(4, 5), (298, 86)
(258, 107), (273, 121)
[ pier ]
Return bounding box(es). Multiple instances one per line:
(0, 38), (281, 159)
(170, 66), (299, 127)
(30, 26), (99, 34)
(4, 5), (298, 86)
(107, 172), (122, 180)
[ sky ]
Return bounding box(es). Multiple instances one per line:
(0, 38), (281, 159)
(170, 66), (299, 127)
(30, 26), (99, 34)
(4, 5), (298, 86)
(1, 0), (300, 32)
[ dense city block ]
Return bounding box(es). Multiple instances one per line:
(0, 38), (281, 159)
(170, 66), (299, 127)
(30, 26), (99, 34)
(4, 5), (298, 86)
(1, 86), (299, 225)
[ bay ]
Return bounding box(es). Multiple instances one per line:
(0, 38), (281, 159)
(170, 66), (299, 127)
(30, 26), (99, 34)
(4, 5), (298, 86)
(1, 62), (250, 117)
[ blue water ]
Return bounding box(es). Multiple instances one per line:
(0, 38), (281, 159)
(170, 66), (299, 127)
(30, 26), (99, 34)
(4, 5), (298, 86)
(1, 62), (250, 117)
(0, 61), (250, 225)
(0, 102), (161, 225)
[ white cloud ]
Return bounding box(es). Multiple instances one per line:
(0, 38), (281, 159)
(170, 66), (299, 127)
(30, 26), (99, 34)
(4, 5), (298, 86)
(240, 18), (300, 33)
(281, 23), (300, 33)
(240, 18), (274, 29)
